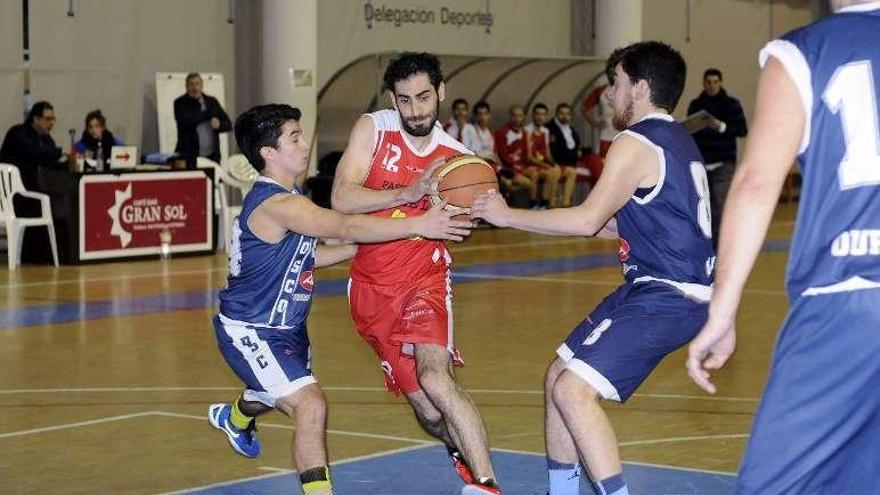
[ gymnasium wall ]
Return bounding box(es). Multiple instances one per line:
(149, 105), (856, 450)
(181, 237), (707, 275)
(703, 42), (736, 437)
(642, 0), (814, 122)
(315, 0), (574, 89)
(0, 0), (234, 157)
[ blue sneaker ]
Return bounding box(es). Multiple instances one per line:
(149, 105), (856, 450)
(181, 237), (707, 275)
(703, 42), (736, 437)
(208, 403), (261, 458)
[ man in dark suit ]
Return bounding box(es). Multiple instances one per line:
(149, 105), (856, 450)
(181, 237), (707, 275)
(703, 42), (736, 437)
(545, 103), (581, 207)
(0, 101), (63, 190)
(174, 73), (232, 166)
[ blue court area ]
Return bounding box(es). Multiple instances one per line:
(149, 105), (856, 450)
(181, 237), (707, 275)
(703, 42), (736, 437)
(183, 445), (735, 495)
(0, 239), (790, 330)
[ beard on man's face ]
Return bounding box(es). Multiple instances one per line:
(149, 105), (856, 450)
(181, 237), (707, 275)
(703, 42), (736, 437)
(612, 99), (634, 131)
(400, 101), (439, 137)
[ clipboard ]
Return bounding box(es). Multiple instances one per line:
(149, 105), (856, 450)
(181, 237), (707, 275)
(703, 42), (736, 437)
(680, 110), (717, 134)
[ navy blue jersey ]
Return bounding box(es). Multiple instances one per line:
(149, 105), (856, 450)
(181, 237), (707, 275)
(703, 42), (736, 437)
(760, 4), (880, 298)
(614, 114), (715, 300)
(219, 177), (317, 329)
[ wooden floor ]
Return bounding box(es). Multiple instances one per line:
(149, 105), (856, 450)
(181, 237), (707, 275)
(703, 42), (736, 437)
(0, 204), (798, 495)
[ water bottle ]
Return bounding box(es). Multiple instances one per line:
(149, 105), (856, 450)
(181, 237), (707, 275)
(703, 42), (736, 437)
(159, 228), (173, 260)
(96, 141), (105, 172)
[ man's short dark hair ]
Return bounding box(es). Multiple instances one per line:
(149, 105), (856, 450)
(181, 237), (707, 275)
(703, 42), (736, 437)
(473, 101), (491, 113)
(185, 72), (202, 83)
(704, 68), (723, 80)
(555, 102), (572, 113)
(26, 101), (53, 124)
(451, 98), (468, 109)
(383, 52), (444, 94)
(532, 102), (549, 113)
(234, 104), (302, 172)
(606, 41), (687, 113)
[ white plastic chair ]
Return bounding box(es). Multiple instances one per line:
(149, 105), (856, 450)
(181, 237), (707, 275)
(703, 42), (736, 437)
(222, 153), (259, 195)
(197, 157), (248, 252)
(0, 163), (59, 270)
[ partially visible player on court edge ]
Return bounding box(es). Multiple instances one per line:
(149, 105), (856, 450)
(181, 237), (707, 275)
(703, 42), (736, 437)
(472, 42), (714, 495)
(687, 2), (880, 493)
(208, 104), (471, 495)
(331, 52), (502, 495)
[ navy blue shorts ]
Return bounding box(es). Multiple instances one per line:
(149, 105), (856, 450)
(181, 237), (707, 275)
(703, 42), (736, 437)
(556, 283), (708, 402)
(736, 288), (880, 494)
(213, 314), (315, 407)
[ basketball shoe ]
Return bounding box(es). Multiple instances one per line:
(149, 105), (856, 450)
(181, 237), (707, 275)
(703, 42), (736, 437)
(208, 403), (261, 458)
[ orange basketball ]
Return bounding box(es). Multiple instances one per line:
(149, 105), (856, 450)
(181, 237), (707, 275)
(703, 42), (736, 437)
(431, 155), (498, 215)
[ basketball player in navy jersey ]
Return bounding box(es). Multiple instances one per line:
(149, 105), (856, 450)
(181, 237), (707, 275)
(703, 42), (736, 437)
(207, 104), (471, 495)
(473, 42), (714, 495)
(687, 2), (880, 493)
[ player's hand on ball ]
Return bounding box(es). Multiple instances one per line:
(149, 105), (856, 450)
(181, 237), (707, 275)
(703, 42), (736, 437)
(403, 158), (445, 203)
(419, 199), (473, 242)
(471, 189), (510, 227)
(686, 315), (737, 394)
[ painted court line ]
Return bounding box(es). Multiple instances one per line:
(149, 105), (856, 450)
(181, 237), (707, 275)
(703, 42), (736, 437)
(0, 239), (586, 290)
(153, 411), (433, 445)
(0, 385), (760, 403)
(0, 411), (156, 439)
(618, 433), (750, 447)
(153, 471), (291, 495)
(256, 444), (437, 474)
(491, 446), (738, 477)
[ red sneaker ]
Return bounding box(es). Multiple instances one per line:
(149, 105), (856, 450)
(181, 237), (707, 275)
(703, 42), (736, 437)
(460, 478), (502, 495)
(450, 448), (476, 484)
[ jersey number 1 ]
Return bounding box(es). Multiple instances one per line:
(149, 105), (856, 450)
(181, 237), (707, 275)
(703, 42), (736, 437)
(823, 60), (880, 190)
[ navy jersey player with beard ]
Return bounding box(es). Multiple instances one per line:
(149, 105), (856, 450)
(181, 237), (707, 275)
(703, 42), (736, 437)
(207, 104), (470, 495)
(688, 1), (880, 493)
(472, 42), (713, 495)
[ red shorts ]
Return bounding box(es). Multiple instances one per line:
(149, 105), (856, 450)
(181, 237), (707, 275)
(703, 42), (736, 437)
(348, 271), (459, 395)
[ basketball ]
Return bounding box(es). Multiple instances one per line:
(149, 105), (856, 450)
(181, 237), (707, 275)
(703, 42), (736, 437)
(431, 155), (498, 216)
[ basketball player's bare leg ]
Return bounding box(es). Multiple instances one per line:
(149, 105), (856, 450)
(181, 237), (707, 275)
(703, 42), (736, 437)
(275, 384), (334, 495)
(544, 358), (580, 470)
(560, 167), (577, 207)
(512, 174), (535, 198)
(541, 166), (562, 207)
(415, 343), (496, 480)
(550, 367), (621, 481)
(524, 167), (540, 202)
(406, 390), (458, 446)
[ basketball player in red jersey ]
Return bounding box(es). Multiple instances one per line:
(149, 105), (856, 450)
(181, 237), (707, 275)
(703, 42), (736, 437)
(332, 52), (501, 495)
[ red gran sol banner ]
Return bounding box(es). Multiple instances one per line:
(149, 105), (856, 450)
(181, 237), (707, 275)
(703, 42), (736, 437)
(79, 171), (213, 260)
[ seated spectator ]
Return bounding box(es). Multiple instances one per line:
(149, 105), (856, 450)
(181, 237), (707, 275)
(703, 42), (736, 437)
(0, 100), (63, 263)
(0, 100), (63, 191)
(443, 98), (475, 143)
(494, 105), (534, 202)
(546, 103), (580, 207)
(76, 110), (122, 163)
(462, 101), (499, 164)
(524, 103), (560, 209)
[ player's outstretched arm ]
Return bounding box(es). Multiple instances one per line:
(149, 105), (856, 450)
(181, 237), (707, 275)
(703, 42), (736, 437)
(257, 193), (471, 244)
(331, 116), (442, 214)
(471, 134), (647, 237)
(687, 56), (805, 394)
(314, 244), (357, 268)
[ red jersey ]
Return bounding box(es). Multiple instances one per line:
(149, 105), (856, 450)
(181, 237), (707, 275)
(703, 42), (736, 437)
(494, 123), (527, 173)
(350, 109), (471, 286)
